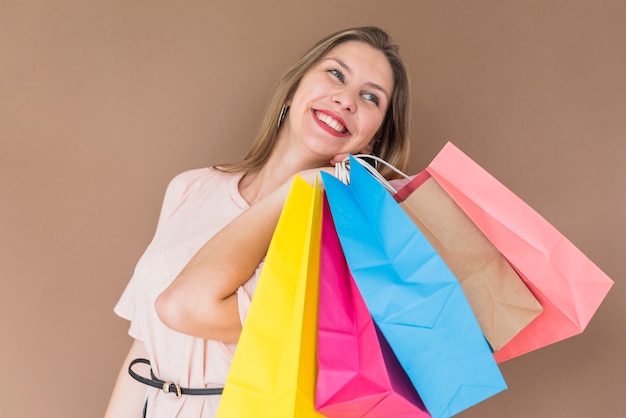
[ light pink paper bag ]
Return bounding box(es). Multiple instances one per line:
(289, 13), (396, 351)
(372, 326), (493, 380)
(426, 142), (614, 363)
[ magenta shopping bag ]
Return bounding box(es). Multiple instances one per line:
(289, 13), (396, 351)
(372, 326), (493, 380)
(316, 196), (428, 417)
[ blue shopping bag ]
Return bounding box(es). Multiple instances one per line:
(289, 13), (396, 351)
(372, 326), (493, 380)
(321, 157), (507, 418)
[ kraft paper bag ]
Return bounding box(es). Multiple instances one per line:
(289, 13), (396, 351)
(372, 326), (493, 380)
(316, 196), (429, 417)
(426, 142), (614, 363)
(321, 158), (507, 418)
(216, 177), (324, 418)
(395, 171), (543, 352)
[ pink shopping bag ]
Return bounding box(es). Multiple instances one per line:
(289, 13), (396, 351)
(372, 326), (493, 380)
(426, 142), (614, 363)
(315, 195), (429, 417)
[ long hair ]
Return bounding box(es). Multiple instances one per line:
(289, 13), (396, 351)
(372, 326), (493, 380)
(217, 26), (411, 179)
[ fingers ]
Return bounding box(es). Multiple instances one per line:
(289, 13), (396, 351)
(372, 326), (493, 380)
(330, 153), (349, 164)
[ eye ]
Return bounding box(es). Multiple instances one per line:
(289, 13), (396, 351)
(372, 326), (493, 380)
(328, 68), (345, 83)
(361, 92), (380, 106)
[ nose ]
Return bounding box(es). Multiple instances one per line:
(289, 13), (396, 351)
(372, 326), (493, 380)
(332, 89), (357, 113)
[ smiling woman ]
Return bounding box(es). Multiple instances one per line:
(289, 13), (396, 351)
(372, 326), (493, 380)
(104, 26), (411, 418)
(217, 26), (411, 182)
(284, 41), (395, 160)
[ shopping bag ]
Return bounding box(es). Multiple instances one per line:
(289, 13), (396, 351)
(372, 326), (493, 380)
(321, 159), (507, 418)
(395, 171), (543, 352)
(316, 196), (429, 417)
(216, 177), (324, 418)
(426, 142), (614, 363)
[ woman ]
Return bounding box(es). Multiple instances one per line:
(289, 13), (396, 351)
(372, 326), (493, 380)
(105, 26), (411, 417)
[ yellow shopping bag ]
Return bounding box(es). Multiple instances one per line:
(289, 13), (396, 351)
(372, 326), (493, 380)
(216, 176), (324, 418)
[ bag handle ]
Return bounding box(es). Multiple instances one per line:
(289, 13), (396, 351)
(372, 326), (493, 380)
(334, 154), (411, 194)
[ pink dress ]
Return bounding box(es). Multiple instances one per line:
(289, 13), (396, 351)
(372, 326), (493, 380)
(115, 168), (261, 417)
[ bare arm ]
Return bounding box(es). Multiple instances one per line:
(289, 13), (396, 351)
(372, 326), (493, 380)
(104, 339), (149, 418)
(154, 167), (334, 343)
(154, 178), (292, 342)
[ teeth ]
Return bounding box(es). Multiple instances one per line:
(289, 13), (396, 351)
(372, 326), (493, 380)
(315, 111), (346, 133)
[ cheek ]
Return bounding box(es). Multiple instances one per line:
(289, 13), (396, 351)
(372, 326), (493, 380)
(362, 114), (385, 137)
(291, 75), (328, 105)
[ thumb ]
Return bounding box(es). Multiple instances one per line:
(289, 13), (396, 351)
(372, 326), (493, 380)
(330, 153), (349, 164)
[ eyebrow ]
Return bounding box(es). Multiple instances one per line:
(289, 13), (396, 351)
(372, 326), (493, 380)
(325, 57), (391, 99)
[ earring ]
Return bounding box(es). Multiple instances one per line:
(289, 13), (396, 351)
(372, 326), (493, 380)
(277, 104), (290, 130)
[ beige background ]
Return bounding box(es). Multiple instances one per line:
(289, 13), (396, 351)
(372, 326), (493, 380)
(1, 1), (624, 417)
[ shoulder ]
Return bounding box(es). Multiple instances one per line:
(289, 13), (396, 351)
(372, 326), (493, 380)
(163, 167), (245, 205)
(155, 167), (244, 227)
(166, 167), (238, 192)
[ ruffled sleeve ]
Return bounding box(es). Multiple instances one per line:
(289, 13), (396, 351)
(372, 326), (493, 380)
(113, 169), (210, 337)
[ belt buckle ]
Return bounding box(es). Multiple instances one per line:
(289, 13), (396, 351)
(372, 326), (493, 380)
(162, 381), (182, 399)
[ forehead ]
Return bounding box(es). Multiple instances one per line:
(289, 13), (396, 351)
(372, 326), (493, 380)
(320, 41), (394, 92)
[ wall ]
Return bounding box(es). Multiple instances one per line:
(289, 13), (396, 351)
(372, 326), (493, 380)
(1, 1), (624, 416)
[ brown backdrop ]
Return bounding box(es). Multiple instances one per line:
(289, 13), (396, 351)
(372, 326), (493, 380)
(1, 1), (624, 417)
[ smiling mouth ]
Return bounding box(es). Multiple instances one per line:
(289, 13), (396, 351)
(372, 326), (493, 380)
(314, 110), (349, 134)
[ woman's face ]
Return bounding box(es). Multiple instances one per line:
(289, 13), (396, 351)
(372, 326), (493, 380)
(285, 41), (394, 160)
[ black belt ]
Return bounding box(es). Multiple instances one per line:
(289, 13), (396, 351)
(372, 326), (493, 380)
(128, 358), (224, 398)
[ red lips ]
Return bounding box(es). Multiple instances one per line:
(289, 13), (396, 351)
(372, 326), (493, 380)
(313, 109), (350, 137)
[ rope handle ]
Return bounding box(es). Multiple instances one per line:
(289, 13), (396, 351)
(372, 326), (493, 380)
(334, 154), (411, 194)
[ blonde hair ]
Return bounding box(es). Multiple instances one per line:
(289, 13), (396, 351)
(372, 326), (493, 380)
(218, 26), (411, 179)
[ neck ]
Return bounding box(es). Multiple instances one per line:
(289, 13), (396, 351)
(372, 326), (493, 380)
(238, 131), (332, 205)
(238, 165), (286, 206)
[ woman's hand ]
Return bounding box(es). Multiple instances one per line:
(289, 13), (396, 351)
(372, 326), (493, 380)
(330, 153), (350, 165)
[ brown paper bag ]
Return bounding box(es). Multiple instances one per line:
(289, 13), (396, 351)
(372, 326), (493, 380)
(397, 173), (543, 351)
